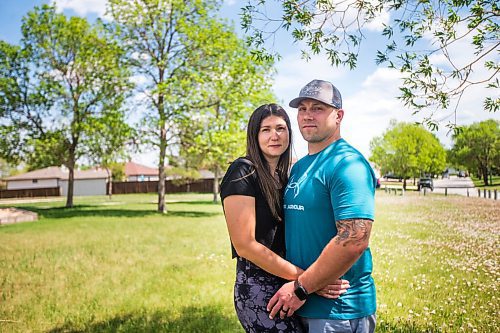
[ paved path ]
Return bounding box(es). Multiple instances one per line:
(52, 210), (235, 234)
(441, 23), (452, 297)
(432, 176), (482, 197)
(0, 197), (64, 205)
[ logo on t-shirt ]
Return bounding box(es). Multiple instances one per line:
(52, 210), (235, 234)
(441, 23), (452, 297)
(284, 203), (304, 211)
(285, 172), (307, 198)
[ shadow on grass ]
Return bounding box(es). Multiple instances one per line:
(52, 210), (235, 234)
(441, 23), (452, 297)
(47, 306), (241, 333)
(15, 205), (219, 220)
(173, 200), (220, 206)
(17, 205), (161, 219)
(46, 310), (436, 333)
(167, 210), (220, 218)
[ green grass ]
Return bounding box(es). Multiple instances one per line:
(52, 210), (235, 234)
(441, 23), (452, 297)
(472, 175), (500, 190)
(380, 180), (418, 191)
(1, 192), (499, 332)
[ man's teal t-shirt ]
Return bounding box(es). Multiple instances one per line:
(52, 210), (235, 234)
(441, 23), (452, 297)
(284, 138), (377, 320)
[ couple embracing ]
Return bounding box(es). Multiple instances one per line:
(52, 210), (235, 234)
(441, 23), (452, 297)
(220, 80), (377, 333)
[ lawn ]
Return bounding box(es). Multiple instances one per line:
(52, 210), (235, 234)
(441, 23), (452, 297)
(472, 175), (500, 190)
(0, 192), (498, 332)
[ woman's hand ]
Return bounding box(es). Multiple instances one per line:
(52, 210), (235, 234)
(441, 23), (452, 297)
(315, 279), (350, 299)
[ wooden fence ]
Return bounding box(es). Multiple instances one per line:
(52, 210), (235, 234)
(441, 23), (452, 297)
(0, 187), (61, 199)
(109, 179), (214, 195)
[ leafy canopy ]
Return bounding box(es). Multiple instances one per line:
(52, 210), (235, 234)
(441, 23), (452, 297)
(450, 119), (499, 184)
(0, 4), (132, 207)
(370, 120), (447, 186)
(241, 0), (499, 128)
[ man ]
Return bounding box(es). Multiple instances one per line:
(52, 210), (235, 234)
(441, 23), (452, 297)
(267, 79), (377, 332)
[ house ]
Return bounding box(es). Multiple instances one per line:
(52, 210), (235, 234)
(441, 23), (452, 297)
(124, 161), (218, 182)
(124, 161), (159, 181)
(5, 166), (108, 196)
(198, 169), (215, 180)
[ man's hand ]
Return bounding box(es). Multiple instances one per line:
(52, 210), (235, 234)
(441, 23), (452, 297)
(267, 281), (305, 319)
(315, 279), (350, 299)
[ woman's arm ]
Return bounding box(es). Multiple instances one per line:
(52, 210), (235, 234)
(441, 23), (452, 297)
(223, 195), (303, 281)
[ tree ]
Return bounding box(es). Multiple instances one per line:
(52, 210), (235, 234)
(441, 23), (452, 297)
(370, 120), (446, 189)
(241, 0), (499, 126)
(109, 162), (126, 182)
(178, 22), (275, 203)
(451, 119), (499, 185)
(0, 158), (14, 188)
(107, 0), (261, 212)
(0, 5), (132, 207)
(87, 110), (135, 199)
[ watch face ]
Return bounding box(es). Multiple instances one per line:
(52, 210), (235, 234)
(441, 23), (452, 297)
(294, 284), (308, 301)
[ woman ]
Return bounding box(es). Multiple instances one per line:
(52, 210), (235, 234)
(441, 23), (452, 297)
(220, 104), (348, 332)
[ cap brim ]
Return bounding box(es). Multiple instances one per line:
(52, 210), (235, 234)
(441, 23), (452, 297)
(289, 96), (336, 108)
(289, 97), (306, 108)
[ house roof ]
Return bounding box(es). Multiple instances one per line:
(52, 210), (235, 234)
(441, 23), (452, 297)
(124, 161), (158, 177)
(199, 169), (215, 179)
(5, 166), (108, 181)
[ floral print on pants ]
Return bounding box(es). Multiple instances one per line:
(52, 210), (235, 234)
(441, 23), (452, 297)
(234, 257), (306, 333)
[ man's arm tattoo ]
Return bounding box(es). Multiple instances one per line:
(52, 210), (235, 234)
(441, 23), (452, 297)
(335, 218), (373, 247)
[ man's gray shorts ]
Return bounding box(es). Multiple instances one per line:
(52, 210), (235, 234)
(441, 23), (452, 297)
(300, 314), (376, 333)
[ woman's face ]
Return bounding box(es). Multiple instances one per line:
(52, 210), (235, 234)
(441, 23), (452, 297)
(258, 115), (290, 162)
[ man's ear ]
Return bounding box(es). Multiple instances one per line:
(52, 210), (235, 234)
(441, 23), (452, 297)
(336, 109), (344, 123)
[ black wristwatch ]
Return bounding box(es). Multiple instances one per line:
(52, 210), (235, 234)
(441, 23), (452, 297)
(293, 280), (309, 301)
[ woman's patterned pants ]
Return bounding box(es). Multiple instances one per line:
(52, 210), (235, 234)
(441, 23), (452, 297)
(234, 257), (306, 333)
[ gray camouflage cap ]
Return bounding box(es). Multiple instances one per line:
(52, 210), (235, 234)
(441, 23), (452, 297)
(289, 79), (342, 109)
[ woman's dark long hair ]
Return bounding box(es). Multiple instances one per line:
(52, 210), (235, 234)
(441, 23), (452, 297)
(246, 104), (292, 221)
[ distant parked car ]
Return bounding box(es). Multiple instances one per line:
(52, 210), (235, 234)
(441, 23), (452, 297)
(418, 178), (434, 191)
(458, 170), (466, 178)
(384, 173), (402, 181)
(376, 178), (381, 188)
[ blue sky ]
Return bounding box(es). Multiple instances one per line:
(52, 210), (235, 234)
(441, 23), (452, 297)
(1, 0), (497, 166)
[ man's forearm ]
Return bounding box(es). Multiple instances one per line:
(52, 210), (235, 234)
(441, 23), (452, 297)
(298, 218), (373, 293)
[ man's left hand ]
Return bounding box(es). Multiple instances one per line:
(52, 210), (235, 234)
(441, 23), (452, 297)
(267, 281), (306, 319)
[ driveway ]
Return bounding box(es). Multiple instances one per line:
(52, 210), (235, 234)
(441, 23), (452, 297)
(433, 176), (476, 196)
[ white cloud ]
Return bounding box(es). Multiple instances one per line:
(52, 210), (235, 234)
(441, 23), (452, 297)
(342, 67), (407, 158)
(274, 52), (348, 99)
(309, 0), (390, 34)
(364, 9), (390, 32)
(130, 74), (148, 86)
(224, 0), (237, 5)
(53, 0), (107, 16)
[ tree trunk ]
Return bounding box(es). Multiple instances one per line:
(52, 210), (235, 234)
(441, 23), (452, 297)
(157, 71), (167, 213)
(106, 168), (112, 200)
(66, 162), (75, 208)
(212, 167), (219, 203)
(403, 178), (407, 190)
(158, 135), (167, 213)
(482, 165), (489, 186)
(158, 122), (167, 213)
